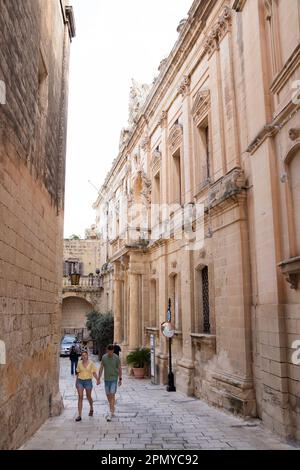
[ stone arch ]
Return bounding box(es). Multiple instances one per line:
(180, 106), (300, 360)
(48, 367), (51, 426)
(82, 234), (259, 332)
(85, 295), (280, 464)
(284, 142), (300, 257)
(62, 296), (94, 332)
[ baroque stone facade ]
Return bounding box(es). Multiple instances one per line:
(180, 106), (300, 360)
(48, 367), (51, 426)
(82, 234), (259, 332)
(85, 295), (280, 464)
(0, 0), (74, 449)
(94, 0), (300, 441)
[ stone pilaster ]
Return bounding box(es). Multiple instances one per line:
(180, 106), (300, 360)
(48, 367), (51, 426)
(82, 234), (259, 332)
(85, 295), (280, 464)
(128, 272), (140, 350)
(178, 75), (194, 204)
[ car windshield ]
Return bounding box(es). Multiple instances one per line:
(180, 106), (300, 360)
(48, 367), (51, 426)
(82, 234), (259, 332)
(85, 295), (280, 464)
(62, 338), (75, 345)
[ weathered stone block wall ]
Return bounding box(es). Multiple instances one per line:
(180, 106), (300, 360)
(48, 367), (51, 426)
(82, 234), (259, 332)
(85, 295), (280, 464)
(64, 239), (101, 276)
(0, 0), (71, 449)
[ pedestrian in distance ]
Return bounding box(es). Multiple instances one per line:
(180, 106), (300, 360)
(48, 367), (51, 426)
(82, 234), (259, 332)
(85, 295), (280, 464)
(113, 341), (121, 357)
(98, 344), (122, 422)
(75, 350), (98, 422)
(70, 344), (79, 376)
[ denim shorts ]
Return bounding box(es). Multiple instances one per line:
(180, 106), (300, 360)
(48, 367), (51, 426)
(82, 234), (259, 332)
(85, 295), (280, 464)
(105, 380), (118, 395)
(76, 379), (93, 390)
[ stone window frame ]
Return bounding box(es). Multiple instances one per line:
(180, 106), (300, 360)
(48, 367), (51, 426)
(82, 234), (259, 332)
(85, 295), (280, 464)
(283, 139), (300, 259)
(149, 278), (159, 328)
(191, 90), (213, 196)
(168, 271), (182, 333)
(168, 123), (184, 205)
(193, 263), (215, 335)
(263, 0), (283, 80)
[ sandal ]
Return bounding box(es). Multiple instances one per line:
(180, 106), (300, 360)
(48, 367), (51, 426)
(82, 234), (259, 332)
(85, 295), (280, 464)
(75, 416), (82, 422)
(89, 409), (94, 417)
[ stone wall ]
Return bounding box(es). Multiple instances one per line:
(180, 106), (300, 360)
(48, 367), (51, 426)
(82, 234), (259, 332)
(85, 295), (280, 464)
(0, 0), (73, 449)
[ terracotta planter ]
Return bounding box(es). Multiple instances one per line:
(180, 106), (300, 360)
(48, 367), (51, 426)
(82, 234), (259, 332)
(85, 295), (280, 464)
(133, 367), (145, 379)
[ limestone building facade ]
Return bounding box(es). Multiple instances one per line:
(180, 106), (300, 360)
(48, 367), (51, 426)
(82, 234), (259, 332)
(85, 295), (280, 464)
(62, 227), (104, 337)
(0, 0), (75, 449)
(94, 0), (300, 441)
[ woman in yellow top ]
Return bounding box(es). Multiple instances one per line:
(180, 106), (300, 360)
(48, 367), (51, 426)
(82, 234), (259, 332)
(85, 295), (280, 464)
(75, 350), (98, 422)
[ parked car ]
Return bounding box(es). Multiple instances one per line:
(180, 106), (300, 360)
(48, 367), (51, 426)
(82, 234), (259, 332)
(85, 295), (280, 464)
(60, 335), (76, 357)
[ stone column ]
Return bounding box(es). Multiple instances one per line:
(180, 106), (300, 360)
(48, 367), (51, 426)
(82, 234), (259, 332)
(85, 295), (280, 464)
(113, 278), (122, 344)
(176, 248), (195, 396)
(128, 272), (140, 350)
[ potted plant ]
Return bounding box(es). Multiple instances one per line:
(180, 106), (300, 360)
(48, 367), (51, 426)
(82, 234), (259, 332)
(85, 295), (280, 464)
(126, 347), (151, 379)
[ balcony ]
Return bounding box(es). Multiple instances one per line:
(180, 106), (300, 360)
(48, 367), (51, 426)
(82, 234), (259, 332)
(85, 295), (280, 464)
(63, 274), (103, 291)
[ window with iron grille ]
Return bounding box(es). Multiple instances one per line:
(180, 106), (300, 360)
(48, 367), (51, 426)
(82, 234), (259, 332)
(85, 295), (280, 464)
(202, 266), (210, 334)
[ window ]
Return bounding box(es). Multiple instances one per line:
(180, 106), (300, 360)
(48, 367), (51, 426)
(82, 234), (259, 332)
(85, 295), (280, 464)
(196, 118), (211, 183)
(172, 149), (182, 205)
(170, 274), (181, 331)
(264, 0), (282, 78)
(63, 261), (83, 276)
(150, 280), (158, 327)
(202, 267), (210, 334)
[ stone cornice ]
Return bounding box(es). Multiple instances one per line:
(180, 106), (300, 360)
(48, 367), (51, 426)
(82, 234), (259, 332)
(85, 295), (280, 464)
(270, 43), (300, 95)
(246, 102), (300, 155)
(204, 6), (232, 58)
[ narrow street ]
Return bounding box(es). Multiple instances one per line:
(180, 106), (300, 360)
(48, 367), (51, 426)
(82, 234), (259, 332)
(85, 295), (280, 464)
(21, 357), (296, 451)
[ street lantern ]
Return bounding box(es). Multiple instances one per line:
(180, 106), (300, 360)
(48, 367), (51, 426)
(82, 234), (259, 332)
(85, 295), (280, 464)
(70, 272), (80, 286)
(161, 298), (176, 392)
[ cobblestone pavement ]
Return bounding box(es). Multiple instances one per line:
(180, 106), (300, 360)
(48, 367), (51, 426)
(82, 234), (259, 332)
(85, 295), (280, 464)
(21, 356), (297, 450)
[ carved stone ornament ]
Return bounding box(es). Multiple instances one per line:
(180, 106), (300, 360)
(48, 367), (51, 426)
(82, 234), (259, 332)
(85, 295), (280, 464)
(207, 168), (245, 209)
(158, 110), (168, 128)
(289, 128), (300, 141)
(204, 7), (232, 58)
(192, 89), (210, 126)
(278, 256), (300, 290)
(141, 132), (151, 152)
(177, 18), (187, 33)
(158, 58), (168, 73)
(119, 128), (130, 150)
(128, 79), (150, 128)
(171, 261), (177, 269)
(178, 75), (191, 97)
(168, 123), (183, 154)
(151, 149), (162, 174)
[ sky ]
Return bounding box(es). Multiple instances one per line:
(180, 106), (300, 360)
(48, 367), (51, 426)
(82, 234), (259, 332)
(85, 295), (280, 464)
(64, 0), (193, 239)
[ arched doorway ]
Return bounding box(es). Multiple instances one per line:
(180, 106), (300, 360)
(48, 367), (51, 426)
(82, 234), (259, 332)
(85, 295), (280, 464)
(62, 296), (94, 337)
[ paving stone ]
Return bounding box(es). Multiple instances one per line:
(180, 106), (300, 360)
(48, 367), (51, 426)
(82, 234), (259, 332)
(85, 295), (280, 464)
(21, 357), (299, 451)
